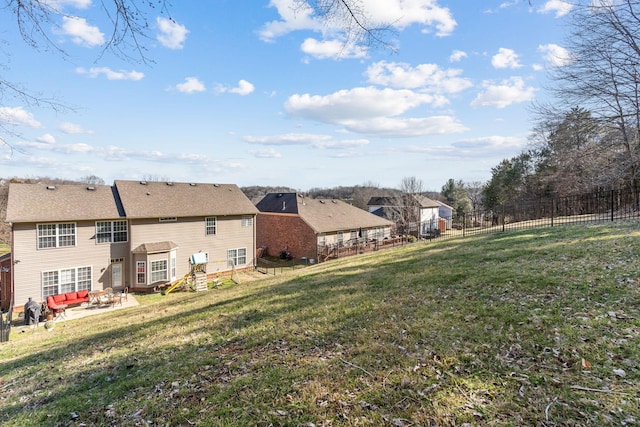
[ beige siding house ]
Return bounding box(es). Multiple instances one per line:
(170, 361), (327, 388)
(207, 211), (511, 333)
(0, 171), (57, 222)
(5, 180), (257, 309)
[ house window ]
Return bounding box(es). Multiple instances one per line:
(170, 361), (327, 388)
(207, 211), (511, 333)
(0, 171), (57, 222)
(318, 235), (326, 246)
(205, 217), (217, 236)
(227, 248), (247, 267)
(136, 261), (146, 285)
(41, 266), (92, 297)
(241, 216), (253, 227)
(151, 260), (168, 282)
(96, 220), (128, 243)
(37, 223), (76, 249)
(337, 232), (344, 247)
(350, 231), (357, 241)
(42, 271), (58, 297)
(159, 217), (177, 222)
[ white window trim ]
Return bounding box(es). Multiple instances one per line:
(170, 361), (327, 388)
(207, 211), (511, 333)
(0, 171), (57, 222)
(150, 260), (168, 283)
(136, 261), (146, 285)
(241, 215), (253, 227)
(227, 247), (247, 267)
(96, 220), (128, 244)
(205, 217), (217, 236)
(37, 223), (77, 249)
(41, 265), (92, 297)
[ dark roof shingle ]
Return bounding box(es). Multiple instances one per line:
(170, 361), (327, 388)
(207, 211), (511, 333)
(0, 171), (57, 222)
(5, 183), (123, 223)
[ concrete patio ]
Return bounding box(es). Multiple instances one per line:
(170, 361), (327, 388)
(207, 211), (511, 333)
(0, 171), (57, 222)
(15, 293), (140, 333)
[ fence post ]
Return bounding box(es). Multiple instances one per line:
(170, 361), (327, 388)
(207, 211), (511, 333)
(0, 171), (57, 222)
(551, 198), (554, 227)
(463, 213), (466, 237)
(611, 189), (615, 222)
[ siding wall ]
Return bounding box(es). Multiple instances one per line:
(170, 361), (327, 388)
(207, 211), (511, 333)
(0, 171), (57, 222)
(128, 215), (255, 287)
(256, 213), (317, 260)
(11, 220), (128, 307)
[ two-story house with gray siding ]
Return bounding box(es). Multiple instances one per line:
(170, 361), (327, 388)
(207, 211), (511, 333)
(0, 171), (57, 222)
(5, 180), (258, 310)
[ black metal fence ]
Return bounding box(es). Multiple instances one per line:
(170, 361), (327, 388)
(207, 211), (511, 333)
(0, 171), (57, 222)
(438, 188), (639, 239)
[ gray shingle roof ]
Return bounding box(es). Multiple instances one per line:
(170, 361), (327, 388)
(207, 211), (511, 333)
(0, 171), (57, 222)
(5, 180), (258, 223)
(257, 193), (394, 233)
(114, 180), (258, 219)
(5, 183), (123, 223)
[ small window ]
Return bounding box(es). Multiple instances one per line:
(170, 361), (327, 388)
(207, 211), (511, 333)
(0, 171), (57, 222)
(159, 217), (177, 222)
(205, 217), (217, 236)
(241, 216), (253, 227)
(136, 261), (146, 285)
(227, 248), (247, 267)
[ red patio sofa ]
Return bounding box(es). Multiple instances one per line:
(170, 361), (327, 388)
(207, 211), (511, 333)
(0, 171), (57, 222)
(46, 290), (90, 313)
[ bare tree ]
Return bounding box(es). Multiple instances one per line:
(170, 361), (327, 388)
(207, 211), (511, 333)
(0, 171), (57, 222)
(352, 180), (380, 210)
(79, 175), (106, 185)
(389, 176), (423, 237)
(541, 0), (640, 192)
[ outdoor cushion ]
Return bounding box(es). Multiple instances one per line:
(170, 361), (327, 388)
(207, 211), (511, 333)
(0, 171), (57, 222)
(66, 292), (78, 301)
(53, 294), (66, 303)
(77, 290), (89, 299)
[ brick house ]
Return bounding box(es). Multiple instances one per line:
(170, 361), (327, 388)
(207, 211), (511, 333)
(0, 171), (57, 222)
(256, 193), (395, 261)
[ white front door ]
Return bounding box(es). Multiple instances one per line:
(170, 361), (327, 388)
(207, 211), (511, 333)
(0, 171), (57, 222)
(111, 263), (123, 288)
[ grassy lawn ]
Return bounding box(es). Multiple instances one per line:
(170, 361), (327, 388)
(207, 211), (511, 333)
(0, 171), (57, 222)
(1, 223), (639, 426)
(0, 242), (8, 255)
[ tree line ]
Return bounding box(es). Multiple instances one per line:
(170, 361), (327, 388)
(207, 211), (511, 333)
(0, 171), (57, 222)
(484, 1), (640, 213)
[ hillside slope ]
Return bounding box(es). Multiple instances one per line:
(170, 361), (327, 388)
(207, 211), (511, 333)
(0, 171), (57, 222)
(0, 223), (639, 426)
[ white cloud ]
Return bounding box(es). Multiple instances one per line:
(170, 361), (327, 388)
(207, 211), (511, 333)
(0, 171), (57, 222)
(259, 0), (456, 42)
(365, 61), (472, 94)
(217, 80), (255, 96)
(59, 122), (93, 134)
(449, 50), (467, 62)
(492, 48), (522, 69)
(245, 133), (332, 146)
(286, 86), (446, 124)
(15, 139), (95, 154)
(258, 0), (322, 42)
(61, 16), (105, 47)
(47, 0), (92, 9)
(362, 0), (457, 36)
(156, 17), (189, 49)
(37, 134), (56, 144)
(538, 43), (573, 67)
(538, 0), (573, 17)
(229, 80), (255, 96)
(343, 116), (467, 137)
(249, 148), (283, 158)
(301, 38), (368, 59)
(470, 77), (536, 108)
(76, 67), (144, 80)
(285, 86), (467, 137)
(245, 133), (371, 150)
(407, 135), (525, 159)
(175, 77), (206, 94)
(0, 107), (42, 128)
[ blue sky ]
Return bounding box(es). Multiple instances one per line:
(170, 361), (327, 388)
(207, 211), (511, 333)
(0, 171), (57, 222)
(0, 0), (573, 191)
